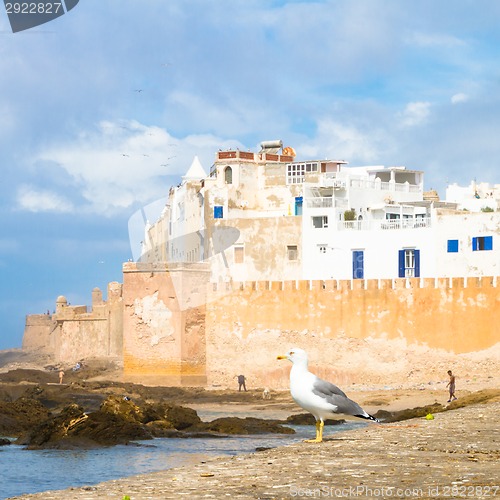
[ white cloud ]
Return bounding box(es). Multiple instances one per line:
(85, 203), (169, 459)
(296, 118), (386, 164)
(16, 185), (74, 213)
(398, 101), (431, 127)
(31, 121), (243, 215)
(406, 32), (466, 49)
(451, 93), (469, 104)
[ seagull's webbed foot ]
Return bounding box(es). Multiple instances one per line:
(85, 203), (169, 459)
(304, 437), (323, 443)
(304, 420), (324, 443)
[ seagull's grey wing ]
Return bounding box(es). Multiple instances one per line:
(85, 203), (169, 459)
(311, 377), (348, 399)
(312, 377), (366, 416)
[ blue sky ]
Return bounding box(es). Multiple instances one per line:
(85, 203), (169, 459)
(1, 1), (500, 349)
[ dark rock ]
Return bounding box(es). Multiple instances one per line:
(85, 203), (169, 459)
(193, 417), (295, 435)
(143, 402), (202, 430)
(145, 419), (175, 437)
(0, 437), (11, 446)
(17, 403), (152, 449)
(0, 397), (51, 436)
(374, 403), (445, 423)
(286, 413), (346, 426)
(100, 395), (146, 424)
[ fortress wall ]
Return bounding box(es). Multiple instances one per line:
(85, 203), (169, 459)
(205, 276), (500, 389)
(24, 269), (499, 387)
(121, 262), (208, 386)
(55, 317), (109, 362)
(22, 314), (57, 353)
(23, 283), (124, 364)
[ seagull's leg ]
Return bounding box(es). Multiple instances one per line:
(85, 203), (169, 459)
(304, 420), (323, 443)
(317, 420), (324, 442)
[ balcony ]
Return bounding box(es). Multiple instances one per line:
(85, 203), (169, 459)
(304, 197), (348, 209)
(321, 173), (422, 193)
(338, 217), (431, 231)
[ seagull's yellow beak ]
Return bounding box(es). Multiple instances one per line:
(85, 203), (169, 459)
(277, 355), (287, 360)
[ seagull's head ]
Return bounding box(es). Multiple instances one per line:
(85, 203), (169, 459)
(277, 347), (308, 365)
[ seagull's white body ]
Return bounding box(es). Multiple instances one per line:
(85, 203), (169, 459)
(289, 358), (339, 421)
(278, 348), (379, 442)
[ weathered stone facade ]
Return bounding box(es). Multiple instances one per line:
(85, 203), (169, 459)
(23, 266), (499, 388)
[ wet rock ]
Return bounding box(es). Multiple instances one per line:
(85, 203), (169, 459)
(193, 417), (295, 435)
(100, 395), (146, 424)
(144, 419), (176, 437)
(374, 403), (445, 422)
(0, 397), (51, 436)
(0, 437), (11, 446)
(285, 413), (345, 425)
(143, 402), (202, 430)
(17, 403), (152, 449)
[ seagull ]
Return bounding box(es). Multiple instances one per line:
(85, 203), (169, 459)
(277, 348), (379, 443)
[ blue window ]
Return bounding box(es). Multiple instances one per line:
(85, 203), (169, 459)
(214, 206), (223, 219)
(447, 240), (459, 253)
(398, 249), (420, 278)
(472, 236), (493, 251)
(352, 250), (364, 279)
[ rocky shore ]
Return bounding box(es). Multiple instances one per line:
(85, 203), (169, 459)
(1, 351), (499, 499)
(8, 400), (499, 500)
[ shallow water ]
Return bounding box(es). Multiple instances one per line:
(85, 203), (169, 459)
(1, 422), (365, 499)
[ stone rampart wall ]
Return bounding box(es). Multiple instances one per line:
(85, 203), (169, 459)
(23, 283), (124, 364)
(204, 276), (499, 388)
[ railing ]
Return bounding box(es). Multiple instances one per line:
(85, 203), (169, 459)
(305, 197), (333, 208)
(304, 197), (348, 209)
(216, 151), (293, 162)
(338, 217), (431, 231)
(321, 173), (422, 193)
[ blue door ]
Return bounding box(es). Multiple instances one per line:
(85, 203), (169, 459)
(398, 249), (420, 277)
(352, 250), (364, 279)
(295, 197), (303, 216)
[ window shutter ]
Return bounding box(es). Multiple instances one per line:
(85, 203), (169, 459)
(398, 250), (405, 277)
(414, 249), (420, 278)
(484, 236), (493, 250)
(447, 240), (458, 253)
(472, 237), (478, 251)
(214, 206), (223, 219)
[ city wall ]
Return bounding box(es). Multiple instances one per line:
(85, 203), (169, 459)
(23, 265), (499, 388)
(23, 282), (124, 363)
(121, 262), (208, 386)
(204, 276), (499, 388)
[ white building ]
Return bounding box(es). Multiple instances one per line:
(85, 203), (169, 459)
(446, 180), (500, 212)
(141, 141), (499, 281)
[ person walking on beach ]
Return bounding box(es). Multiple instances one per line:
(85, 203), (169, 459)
(58, 370), (65, 384)
(237, 374), (247, 392)
(446, 370), (457, 402)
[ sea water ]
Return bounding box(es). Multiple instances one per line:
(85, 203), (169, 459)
(0, 422), (365, 499)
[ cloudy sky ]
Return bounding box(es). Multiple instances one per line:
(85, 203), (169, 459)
(1, 1), (500, 349)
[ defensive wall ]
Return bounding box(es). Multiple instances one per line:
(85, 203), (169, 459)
(23, 263), (500, 388)
(204, 275), (499, 388)
(23, 282), (124, 363)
